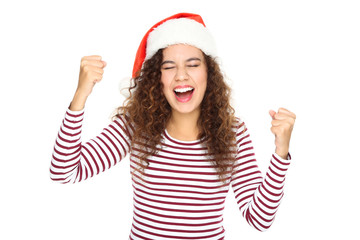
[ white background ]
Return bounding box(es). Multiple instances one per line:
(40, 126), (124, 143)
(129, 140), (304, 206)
(1, 0), (359, 239)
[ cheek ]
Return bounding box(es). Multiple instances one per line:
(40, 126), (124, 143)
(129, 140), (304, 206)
(160, 71), (174, 86)
(197, 73), (207, 93)
(160, 75), (169, 89)
(160, 76), (172, 97)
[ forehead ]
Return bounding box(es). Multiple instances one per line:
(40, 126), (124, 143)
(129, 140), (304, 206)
(162, 44), (204, 60)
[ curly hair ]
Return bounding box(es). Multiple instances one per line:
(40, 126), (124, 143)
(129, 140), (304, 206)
(114, 48), (237, 183)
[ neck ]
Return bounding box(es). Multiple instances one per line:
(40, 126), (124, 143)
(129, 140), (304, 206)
(166, 109), (201, 141)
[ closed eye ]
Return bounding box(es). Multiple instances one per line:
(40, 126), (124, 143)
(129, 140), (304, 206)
(187, 65), (199, 67)
(162, 66), (175, 70)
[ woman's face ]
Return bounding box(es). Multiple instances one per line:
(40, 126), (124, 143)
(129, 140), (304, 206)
(160, 44), (207, 115)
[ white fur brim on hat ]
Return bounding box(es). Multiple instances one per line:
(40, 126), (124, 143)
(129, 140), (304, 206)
(145, 18), (217, 60)
(119, 76), (133, 98)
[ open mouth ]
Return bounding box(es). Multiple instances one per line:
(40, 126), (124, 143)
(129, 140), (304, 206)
(173, 86), (194, 103)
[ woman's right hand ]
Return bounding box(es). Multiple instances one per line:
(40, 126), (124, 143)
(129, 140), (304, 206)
(70, 55), (107, 111)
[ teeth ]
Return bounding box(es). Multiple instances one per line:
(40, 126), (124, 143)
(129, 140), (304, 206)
(174, 87), (194, 93)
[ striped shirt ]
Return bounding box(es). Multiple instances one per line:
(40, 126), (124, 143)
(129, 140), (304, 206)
(50, 108), (291, 239)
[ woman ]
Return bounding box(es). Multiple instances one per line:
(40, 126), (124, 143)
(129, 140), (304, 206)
(50, 13), (296, 239)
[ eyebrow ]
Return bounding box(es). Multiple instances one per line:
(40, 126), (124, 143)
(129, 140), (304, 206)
(161, 57), (202, 66)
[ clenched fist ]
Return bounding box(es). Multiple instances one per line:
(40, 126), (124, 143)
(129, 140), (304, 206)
(77, 55), (107, 97)
(269, 108), (296, 159)
(70, 55), (107, 111)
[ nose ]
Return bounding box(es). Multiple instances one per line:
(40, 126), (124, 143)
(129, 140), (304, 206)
(175, 66), (189, 81)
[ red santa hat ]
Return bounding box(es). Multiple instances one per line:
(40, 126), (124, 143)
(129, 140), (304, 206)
(131, 12), (217, 78)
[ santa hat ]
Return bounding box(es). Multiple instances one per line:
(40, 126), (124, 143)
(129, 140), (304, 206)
(132, 12), (217, 78)
(120, 13), (218, 98)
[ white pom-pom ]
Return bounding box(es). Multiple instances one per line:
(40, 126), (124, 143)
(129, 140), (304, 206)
(119, 76), (133, 98)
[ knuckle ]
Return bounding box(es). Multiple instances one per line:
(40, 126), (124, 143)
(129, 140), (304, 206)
(81, 60), (89, 68)
(81, 56), (90, 63)
(96, 72), (102, 79)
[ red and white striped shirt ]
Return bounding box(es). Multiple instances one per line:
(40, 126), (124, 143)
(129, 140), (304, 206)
(50, 108), (291, 239)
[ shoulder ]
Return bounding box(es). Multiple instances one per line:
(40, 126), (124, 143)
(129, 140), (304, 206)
(232, 116), (247, 133)
(112, 113), (135, 139)
(231, 116), (252, 146)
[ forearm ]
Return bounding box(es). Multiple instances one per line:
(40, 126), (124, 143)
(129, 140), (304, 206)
(245, 153), (290, 231)
(69, 90), (88, 111)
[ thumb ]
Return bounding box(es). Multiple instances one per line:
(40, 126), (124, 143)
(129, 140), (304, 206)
(269, 110), (276, 120)
(102, 61), (107, 68)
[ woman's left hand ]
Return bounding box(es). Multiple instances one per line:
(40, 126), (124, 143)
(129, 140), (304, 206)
(269, 108), (296, 159)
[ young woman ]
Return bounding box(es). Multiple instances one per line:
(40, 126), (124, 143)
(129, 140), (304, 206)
(50, 13), (296, 239)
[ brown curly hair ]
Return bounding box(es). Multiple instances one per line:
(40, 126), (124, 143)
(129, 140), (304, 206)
(114, 48), (237, 183)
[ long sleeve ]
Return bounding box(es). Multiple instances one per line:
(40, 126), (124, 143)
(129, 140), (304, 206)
(50, 108), (132, 184)
(231, 119), (291, 232)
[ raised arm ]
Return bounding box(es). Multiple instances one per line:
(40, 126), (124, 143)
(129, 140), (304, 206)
(50, 55), (132, 183)
(230, 119), (292, 231)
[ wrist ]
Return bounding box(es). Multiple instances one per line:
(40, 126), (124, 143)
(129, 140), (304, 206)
(275, 147), (289, 160)
(70, 90), (88, 111)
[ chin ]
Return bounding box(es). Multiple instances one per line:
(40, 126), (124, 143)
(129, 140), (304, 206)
(172, 104), (201, 115)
